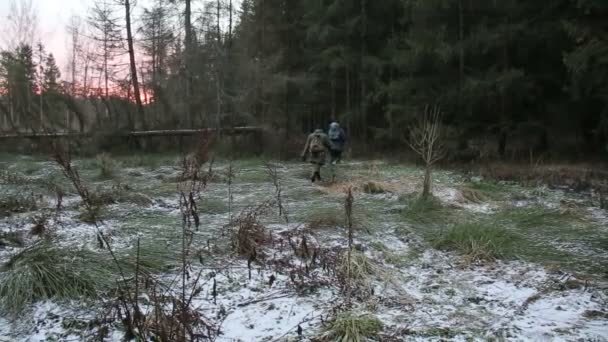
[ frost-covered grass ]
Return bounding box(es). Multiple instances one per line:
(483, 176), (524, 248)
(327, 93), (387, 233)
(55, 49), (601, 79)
(0, 240), (176, 315)
(0, 243), (109, 314)
(462, 179), (514, 201)
(399, 194), (456, 226)
(432, 222), (522, 263)
(396, 180), (606, 272)
(318, 311), (383, 341)
(0, 193), (39, 217)
(0, 153), (607, 340)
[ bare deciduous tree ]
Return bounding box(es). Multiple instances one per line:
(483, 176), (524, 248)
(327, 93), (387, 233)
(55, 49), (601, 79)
(4, 0), (38, 49)
(88, 0), (122, 104)
(408, 104), (446, 198)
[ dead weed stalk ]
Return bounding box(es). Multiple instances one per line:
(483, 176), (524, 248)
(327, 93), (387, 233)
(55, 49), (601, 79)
(265, 161), (289, 224)
(177, 133), (215, 339)
(345, 187), (354, 303)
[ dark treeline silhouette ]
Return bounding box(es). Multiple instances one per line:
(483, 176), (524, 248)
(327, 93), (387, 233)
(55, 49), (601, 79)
(1, 0), (607, 159)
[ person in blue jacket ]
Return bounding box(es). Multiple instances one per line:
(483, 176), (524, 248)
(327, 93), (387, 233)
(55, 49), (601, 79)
(328, 121), (346, 164)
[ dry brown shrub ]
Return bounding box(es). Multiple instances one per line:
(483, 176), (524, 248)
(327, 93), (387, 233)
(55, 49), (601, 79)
(231, 201), (274, 257)
(317, 177), (413, 196)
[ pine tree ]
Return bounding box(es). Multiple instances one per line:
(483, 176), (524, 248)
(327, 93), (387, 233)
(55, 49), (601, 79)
(43, 53), (61, 93)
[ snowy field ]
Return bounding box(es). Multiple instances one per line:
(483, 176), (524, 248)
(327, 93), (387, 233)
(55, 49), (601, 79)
(1, 154), (607, 341)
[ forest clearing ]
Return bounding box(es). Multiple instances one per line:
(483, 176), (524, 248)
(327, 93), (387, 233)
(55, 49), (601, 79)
(1, 0), (608, 340)
(1, 151), (607, 341)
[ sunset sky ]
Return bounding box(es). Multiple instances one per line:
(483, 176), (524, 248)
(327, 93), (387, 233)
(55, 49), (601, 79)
(1, 0), (240, 80)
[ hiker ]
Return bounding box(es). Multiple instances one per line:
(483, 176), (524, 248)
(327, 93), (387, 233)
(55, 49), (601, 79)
(328, 121), (346, 164)
(301, 128), (332, 183)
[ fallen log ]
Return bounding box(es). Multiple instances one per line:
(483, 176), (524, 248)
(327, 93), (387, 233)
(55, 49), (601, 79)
(0, 126), (262, 139)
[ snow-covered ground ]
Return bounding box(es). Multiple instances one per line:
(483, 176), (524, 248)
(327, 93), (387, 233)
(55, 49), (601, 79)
(1, 156), (607, 341)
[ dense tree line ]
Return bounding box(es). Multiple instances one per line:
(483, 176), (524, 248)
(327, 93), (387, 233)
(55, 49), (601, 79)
(231, 0), (608, 157)
(0, 0), (607, 158)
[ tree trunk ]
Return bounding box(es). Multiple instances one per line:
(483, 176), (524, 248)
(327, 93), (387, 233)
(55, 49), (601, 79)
(346, 67), (351, 134)
(458, 0), (464, 90)
(124, 0), (146, 130)
(359, 0), (367, 143)
(499, 18), (510, 160)
(228, 0), (233, 48)
(216, 0), (222, 135)
(284, 0), (292, 152)
(83, 58), (89, 97)
(422, 165), (432, 198)
(331, 77), (336, 117)
(498, 130), (507, 159)
(103, 41), (109, 100)
(38, 44), (43, 132)
(216, 0), (221, 39)
(185, 0), (194, 128)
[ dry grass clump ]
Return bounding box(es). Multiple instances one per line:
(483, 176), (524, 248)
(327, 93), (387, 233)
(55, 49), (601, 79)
(29, 215), (49, 237)
(90, 185), (152, 207)
(305, 207), (344, 230)
(77, 205), (103, 224)
(320, 174), (422, 198)
(141, 292), (215, 341)
(362, 181), (387, 194)
(316, 311), (383, 342)
(460, 187), (490, 204)
(335, 249), (391, 297)
(480, 163), (608, 190)
(234, 219), (267, 257)
(231, 202), (273, 257)
(0, 193), (39, 217)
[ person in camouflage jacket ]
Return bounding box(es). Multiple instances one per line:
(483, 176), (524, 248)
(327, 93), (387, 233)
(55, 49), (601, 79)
(301, 129), (332, 183)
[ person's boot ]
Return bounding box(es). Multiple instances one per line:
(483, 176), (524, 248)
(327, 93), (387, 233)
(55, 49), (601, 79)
(311, 172), (316, 183)
(315, 171), (322, 182)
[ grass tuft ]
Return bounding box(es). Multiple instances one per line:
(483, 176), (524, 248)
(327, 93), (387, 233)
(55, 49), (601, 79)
(304, 207), (344, 230)
(118, 242), (177, 274)
(336, 249), (376, 284)
(460, 187), (490, 203)
(200, 197), (229, 215)
(400, 194), (452, 225)
(77, 206), (104, 224)
(0, 242), (112, 313)
(362, 181), (386, 194)
(90, 186), (152, 207)
(319, 311), (383, 342)
(335, 249), (396, 296)
(0, 240), (174, 314)
(494, 206), (581, 229)
(30, 216), (48, 236)
(465, 180), (511, 200)
(431, 222), (521, 263)
(0, 231), (24, 247)
(0, 193), (39, 217)
(96, 152), (119, 179)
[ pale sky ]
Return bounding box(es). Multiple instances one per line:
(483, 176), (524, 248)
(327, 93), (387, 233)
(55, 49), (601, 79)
(0, 0), (241, 78)
(0, 0), (90, 73)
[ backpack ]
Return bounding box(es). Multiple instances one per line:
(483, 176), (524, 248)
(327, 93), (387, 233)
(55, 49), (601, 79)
(310, 133), (324, 153)
(329, 128), (341, 141)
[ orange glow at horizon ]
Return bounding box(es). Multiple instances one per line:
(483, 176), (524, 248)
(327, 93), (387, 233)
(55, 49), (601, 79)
(0, 83), (155, 105)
